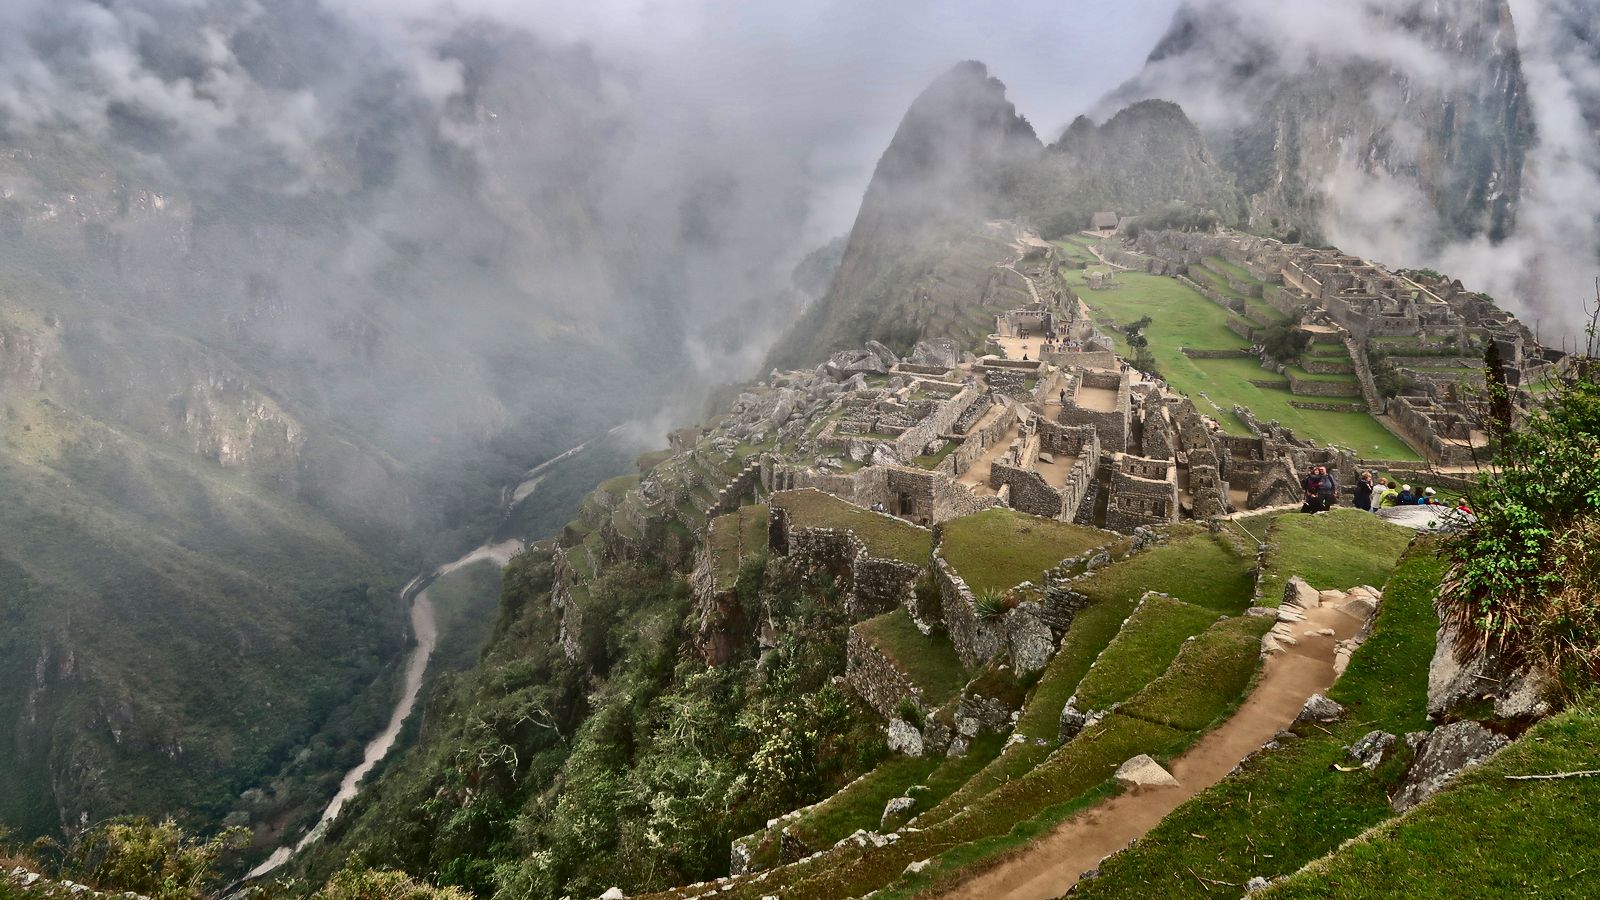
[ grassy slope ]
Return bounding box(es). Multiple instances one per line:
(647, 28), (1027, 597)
(939, 508), (1112, 594)
(1256, 509), (1415, 605)
(1072, 596), (1225, 712)
(1015, 528), (1256, 742)
(771, 490), (932, 566)
(709, 504), (769, 590)
(1066, 268), (1416, 458)
(1263, 707), (1600, 898)
(855, 610), (968, 705)
(1074, 539), (1440, 897)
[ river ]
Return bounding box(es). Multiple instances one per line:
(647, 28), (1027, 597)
(244, 430), (618, 880)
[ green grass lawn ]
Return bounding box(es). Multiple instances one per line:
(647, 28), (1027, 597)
(1118, 615), (1274, 731)
(1066, 269), (1418, 459)
(772, 489), (932, 566)
(855, 609), (968, 705)
(1263, 707), (1600, 899)
(1286, 365), (1359, 383)
(1256, 509), (1414, 605)
(1075, 526), (1257, 612)
(1072, 596), (1223, 713)
(708, 504), (768, 590)
(911, 440), (957, 469)
(940, 508), (1112, 595)
(1207, 256), (1262, 285)
(1074, 542), (1444, 898)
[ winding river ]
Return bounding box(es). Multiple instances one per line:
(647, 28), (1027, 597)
(246, 430), (619, 880)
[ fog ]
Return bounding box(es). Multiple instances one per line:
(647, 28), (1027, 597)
(1108, 0), (1600, 338)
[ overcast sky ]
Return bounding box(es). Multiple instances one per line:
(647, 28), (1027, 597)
(342, 0), (1185, 244)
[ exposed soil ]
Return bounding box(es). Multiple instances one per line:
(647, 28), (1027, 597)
(942, 599), (1364, 900)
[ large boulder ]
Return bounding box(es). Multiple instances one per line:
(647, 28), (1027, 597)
(1391, 720), (1509, 811)
(886, 718), (925, 757)
(1005, 601), (1056, 676)
(1295, 693), (1345, 725)
(1345, 730), (1397, 771)
(1427, 624), (1554, 722)
(905, 338), (962, 370)
(881, 796), (916, 830)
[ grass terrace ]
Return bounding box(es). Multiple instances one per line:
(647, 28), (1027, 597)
(1065, 268), (1418, 459)
(707, 504), (768, 590)
(911, 440), (956, 470)
(1255, 508), (1413, 605)
(939, 508), (1113, 595)
(1207, 255), (1263, 285)
(1071, 595), (1223, 713)
(1075, 540), (1443, 897)
(771, 489), (932, 566)
(599, 474), (640, 497)
(855, 609), (968, 706)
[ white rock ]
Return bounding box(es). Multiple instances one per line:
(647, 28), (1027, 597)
(1318, 590), (1347, 605)
(1276, 608), (1306, 623)
(600, 888), (627, 900)
(904, 859), (932, 875)
(887, 718), (924, 757)
(1115, 754), (1180, 790)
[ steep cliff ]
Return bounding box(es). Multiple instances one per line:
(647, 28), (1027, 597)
(1112, 0), (1533, 248)
(767, 62), (1040, 368)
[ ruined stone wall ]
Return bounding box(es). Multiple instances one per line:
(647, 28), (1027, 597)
(1288, 372), (1363, 398)
(1059, 369), (1130, 452)
(846, 626), (926, 719)
(1105, 458), (1178, 532)
(990, 461), (1064, 519)
(1040, 348), (1120, 370)
(1386, 397), (1478, 466)
(933, 555), (1004, 668)
(951, 402), (1020, 477)
(892, 384), (981, 460)
(767, 500), (928, 619)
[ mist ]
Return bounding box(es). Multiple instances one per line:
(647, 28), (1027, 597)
(1109, 0), (1600, 338)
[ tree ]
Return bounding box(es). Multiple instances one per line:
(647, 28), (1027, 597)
(1260, 321), (1310, 363)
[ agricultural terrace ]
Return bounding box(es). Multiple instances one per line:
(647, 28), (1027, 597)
(708, 504), (769, 590)
(939, 508), (1114, 595)
(771, 490), (932, 566)
(1062, 266), (1419, 459)
(855, 609), (969, 705)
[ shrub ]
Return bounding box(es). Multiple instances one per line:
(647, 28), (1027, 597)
(63, 818), (247, 900)
(1261, 321), (1310, 363)
(1440, 363), (1600, 695)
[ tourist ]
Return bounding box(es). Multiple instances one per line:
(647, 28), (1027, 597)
(1300, 468), (1325, 514)
(1397, 483), (1416, 505)
(1376, 479), (1402, 508)
(1353, 471), (1374, 511)
(1455, 497), (1474, 515)
(1318, 466), (1339, 511)
(1422, 487), (1441, 505)
(1059, 388), (1067, 405)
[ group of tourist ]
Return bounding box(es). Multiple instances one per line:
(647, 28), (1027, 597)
(1302, 468), (1474, 515)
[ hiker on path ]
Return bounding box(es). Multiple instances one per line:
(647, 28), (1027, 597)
(1301, 468), (1325, 514)
(1353, 471), (1374, 511)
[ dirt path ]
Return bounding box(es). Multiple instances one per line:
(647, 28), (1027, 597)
(943, 599), (1363, 900)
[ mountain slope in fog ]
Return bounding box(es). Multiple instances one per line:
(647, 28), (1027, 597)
(1110, 0), (1532, 250)
(0, 2), (804, 842)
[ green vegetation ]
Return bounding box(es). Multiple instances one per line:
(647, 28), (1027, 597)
(855, 610), (969, 706)
(708, 505), (769, 590)
(423, 560), (506, 676)
(1066, 268), (1417, 458)
(60, 817), (247, 900)
(1076, 527), (1256, 612)
(1075, 541), (1441, 897)
(1072, 596), (1223, 712)
(940, 508), (1112, 594)
(313, 863), (472, 899)
(910, 440), (956, 469)
(771, 490), (932, 566)
(787, 756), (940, 851)
(1256, 509), (1414, 605)
(1440, 367), (1600, 692)
(1118, 615), (1275, 730)
(1263, 706), (1600, 898)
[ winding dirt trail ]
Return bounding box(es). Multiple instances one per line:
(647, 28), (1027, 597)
(943, 599), (1363, 900)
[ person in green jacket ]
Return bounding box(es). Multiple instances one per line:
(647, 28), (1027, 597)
(1375, 478), (1401, 509)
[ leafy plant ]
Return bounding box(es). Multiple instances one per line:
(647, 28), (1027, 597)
(973, 587), (1007, 621)
(1440, 362), (1600, 695)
